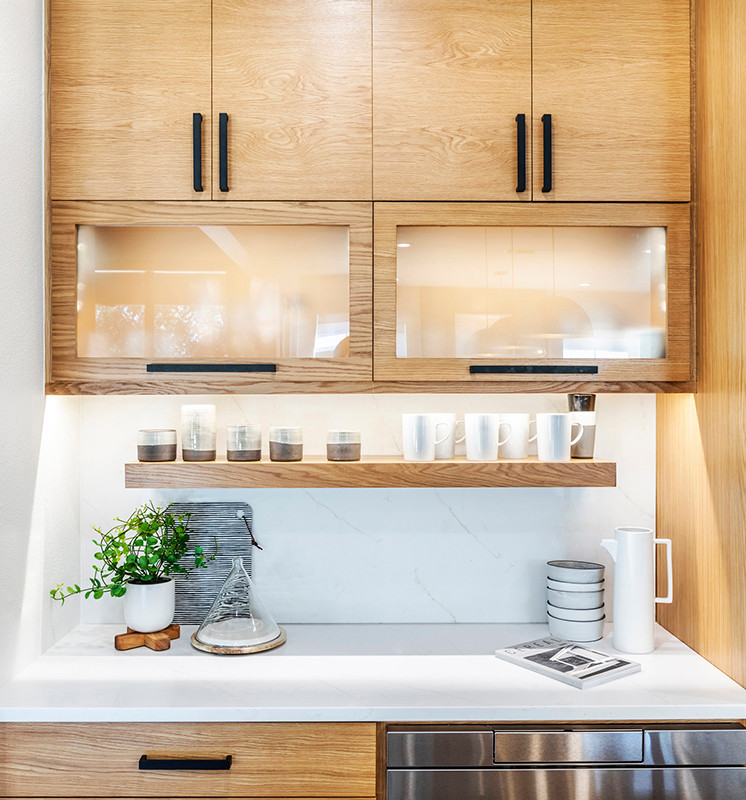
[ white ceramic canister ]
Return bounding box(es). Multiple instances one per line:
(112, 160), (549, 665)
(601, 526), (672, 654)
(123, 579), (176, 633)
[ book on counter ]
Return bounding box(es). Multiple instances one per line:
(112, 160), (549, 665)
(495, 636), (641, 690)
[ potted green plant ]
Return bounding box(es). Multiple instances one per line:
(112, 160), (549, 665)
(51, 502), (215, 632)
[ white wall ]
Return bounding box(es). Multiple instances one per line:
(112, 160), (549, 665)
(0, 0), (79, 685)
(78, 393), (654, 625)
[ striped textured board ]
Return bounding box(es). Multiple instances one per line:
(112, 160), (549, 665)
(167, 502), (253, 624)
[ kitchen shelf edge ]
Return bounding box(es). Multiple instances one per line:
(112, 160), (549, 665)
(124, 457), (617, 489)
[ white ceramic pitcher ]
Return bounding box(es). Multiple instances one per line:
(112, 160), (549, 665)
(600, 527), (672, 654)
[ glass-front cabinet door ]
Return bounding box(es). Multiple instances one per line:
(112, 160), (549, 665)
(49, 202), (372, 390)
(374, 203), (691, 383)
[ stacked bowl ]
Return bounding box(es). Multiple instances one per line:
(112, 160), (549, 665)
(546, 560), (606, 642)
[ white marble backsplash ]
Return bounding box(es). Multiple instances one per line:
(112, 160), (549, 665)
(77, 393), (654, 625)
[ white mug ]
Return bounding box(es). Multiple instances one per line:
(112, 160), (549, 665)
(464, 413), (512, 461)
(530, 413), (583, 462)
(433, 413), (466, 459)
(402, 414), (451, 462)
(498, 413), (530, 459)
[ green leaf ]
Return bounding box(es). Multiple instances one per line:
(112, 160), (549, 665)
(93, 589), (104, 600)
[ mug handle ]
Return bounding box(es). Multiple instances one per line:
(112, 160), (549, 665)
(454, 419), (466, 444)
(570, 422), (584, 446)
(497, 422), (512, 447)
(434, 421), (451, 446)
(654, 538), (673, 604)
(528, 419), (537, 443)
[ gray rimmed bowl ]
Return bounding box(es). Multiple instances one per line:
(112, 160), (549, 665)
(547, 560), (605, 584)
(547, 588), (605, 609)
(547, 613), (606, 642)
(547, 577), (605, 593)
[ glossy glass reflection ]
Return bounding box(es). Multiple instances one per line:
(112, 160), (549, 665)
(396, 226), (667, 359)
(77, 225), (350, 359)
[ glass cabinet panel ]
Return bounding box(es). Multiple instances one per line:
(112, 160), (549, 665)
(396, 226), (667, 361)
(77, 225), (351, 360)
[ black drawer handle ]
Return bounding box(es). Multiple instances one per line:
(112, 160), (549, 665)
(541, 113), (552, 193)
(515, 113), (526, 193)
(192, 113), (204, 192)
(147, 363), (277, 373)
(470, 365), (599, 375)
(139, 755), (232, 771)
(219, 112), (229, 192)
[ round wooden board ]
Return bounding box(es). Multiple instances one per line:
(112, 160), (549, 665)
(190, 627), (286, 655)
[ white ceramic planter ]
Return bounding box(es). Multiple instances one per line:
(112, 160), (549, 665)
(123, 579), (175, 633)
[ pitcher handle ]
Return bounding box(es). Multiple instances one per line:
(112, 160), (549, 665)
(654, 537), (673, 604)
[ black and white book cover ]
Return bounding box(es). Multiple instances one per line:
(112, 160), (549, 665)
(495, 637), (641, 689)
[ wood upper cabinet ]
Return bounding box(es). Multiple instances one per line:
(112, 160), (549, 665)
(213, 0), (372, 200)
(48, 201), (373, 392)
(373, 0), (532, 201)
(51, 0), (372, 202)
(532, 0), (691, 201)
(374, 202), (691, 384)
(373, 0), (690, 202)
(50, 0), (212, 201)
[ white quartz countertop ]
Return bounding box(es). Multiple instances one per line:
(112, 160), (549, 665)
(1, 623), (745, 722)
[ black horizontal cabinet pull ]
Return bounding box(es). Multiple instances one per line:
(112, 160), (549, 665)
(541, 113), (552, 193)
(470, 365), (599, 375)
(515, 113), (526, 193)
(192, 113), (204, 192)
(147, 364), (277, 373)
(139, 755), (232, 771)
(219, 112), (229, 192)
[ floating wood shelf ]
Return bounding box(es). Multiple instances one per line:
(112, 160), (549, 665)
(125, 456), (616, 489)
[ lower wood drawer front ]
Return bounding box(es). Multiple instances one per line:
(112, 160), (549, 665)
(0, 723), (376, 797)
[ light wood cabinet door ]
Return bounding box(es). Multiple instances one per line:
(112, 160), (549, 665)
(531, 0), (691, 201)
(48, 201), (373, 393)
(373, 0), (532, 201)
(0, 722), (377, 796)
(212, 0), (371, 200)
(374, 202), (691, 384)
(50, 0), (212, 201)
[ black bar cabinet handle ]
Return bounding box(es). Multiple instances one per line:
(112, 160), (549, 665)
(147, 363), (277, 373)
(219, 112), (229, 192)
(541, 113), (552, 193)
(139, 755), (232, 771)
(192, 113), (204, 193)
(515, 113), (526, 193)
(470, 365), (598, 375)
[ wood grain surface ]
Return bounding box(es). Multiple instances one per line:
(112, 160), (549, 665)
(373, 203), (691, 383)
(532, 0), (691, 201)
(48, 201), (372, 386)
(50, 0), (212, 200)
(124, 456), (617, 489)
(45, 379), (696, 396)
(213, 0), (371, 200)
(0, 723), (376, 797)
(656, 0), (746, 688)
(373, 0), (532, 200)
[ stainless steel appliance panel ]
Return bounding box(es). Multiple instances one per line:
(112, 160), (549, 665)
(493, 729), (643, 763)
(387, 767), (746, 800)
(644, 728), (746, 766)
(387, 730), (495, 768)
